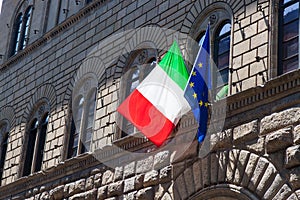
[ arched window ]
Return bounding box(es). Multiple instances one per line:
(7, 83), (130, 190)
(23, 103), (49, 176)
(214, 22), (231, 100)
(279, 0), (299, 75)
(10, 5), (33, 56)
(67, 76), (97, 158)
(120, 49), (157, 137)
(0, 121), (9, 183)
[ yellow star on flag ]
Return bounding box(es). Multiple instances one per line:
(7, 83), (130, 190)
(192, 71), (197, 76)
(198, 62), (203, 68)
(199, 100), (203, 106)
(193, 93), (197, 99)
(205, 102), (209, 107)
(189, 82), (194, 88)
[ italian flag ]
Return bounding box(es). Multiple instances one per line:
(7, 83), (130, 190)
(117, 41), (191, 147)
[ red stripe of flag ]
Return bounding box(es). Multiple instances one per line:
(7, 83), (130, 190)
(117, 89), (174, 147)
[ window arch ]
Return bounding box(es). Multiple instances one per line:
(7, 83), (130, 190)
(10, 5), (33, 57)
(67, 75), (97, 158)
(22, 102), (49, 176)
(278, 0), (299, 75)
(192, 8), (232, 100)
(119, 48), (157, 137)
(0, 121), (9, 184)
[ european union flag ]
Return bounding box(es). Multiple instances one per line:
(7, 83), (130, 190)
(184, 25), (211, 142)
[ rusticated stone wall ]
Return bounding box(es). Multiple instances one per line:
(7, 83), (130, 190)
(1, 106), (300, 199)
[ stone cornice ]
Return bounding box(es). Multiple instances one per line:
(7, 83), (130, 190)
(213, 69), (300, 124)
(0, 0), (107, 71)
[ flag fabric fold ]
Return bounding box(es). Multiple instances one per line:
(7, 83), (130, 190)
(184, 25), (211, 142)
(117, 41), (190, 147)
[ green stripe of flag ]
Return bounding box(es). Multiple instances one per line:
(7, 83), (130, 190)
(158, 41), (189, 90)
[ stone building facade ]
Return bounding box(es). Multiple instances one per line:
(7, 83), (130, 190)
(0, 0), (300, 199)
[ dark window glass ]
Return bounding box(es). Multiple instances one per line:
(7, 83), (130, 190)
(0, 123), (9, 183)
(23, 119), (38, 176)
(34, 114), (48, 172)
(11, 14), (23, 56)
(10, 6), (33, 57)
(214, 22), (231, 98)
(21, 7), (32, 50)
(279, 0), (299, 74)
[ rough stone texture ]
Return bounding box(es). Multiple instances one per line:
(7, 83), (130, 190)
(107, 181), (123, 197)
(94, 173), (102, 188)
(159, 166), (172, 183)
(124, 177), (135, 193)
(272, 184), (293, 200)
(49, 185), (64, 200)
(123, 161), (135, 179)
(143, 170), (159, 187)
(153, 151), (170, 170)
(85, 176), (94, 191)
(102, 170), (114, 185)
(0, 0), (299, 200)
(210, 129), (232, 151)
(286, 145), (300, 168)
(135, 187), (154, 200)
(233, 120), (258, 143)
(114, 166), (123, 182)
(260, 108), (300, 135)
(290, 167), (300, 189)
(266, 127), (293, 153)
(97, 186), (107, 200)
(294, 125), (300, 145)
(69, 189), (97, 200)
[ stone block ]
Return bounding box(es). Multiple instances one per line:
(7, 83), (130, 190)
(286, 145), (300, 168)
(260, 108), (300, 135)
(211, 129), (232, 151)
(251, 30), (268, 49)
(136, 187), (154, 200)
(154, 151), (170, 170)
(124, 161), (135, 178)
(233, 120), (258, 143)
(134, 174), (145, 190)
(272, 184), (292, 200)
(192, 160), (202, 191)
(114, 166), (123, 181)
(102, 170), (114, 185)
(290, 167), (300, 189)
(49, 185), (64, 200)
(159, 166), (172, 183)
(97, 186), (107, 199)
(86, 176), (94, 190)
(233, 39), (250, 57)
(294, 125), (300, 144)
(69, 189), (97, 200)
(143, 170), (159, 187)
(124, 177), (135, 193)
(107, 181), (123, 197)
(136, 156), (153, 174)
(266, 127), (293, 153)
(94, 173), (102, 188)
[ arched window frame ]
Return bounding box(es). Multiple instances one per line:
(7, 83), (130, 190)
(118, 48), (158, 139)
(192, 8), (232, 101)
(67, 75), (98, 159)
(0, 121), (9, 184)
(10, 5), (33, 57)
(278, 0), (300, 75)
(22, 101), (49, 177)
